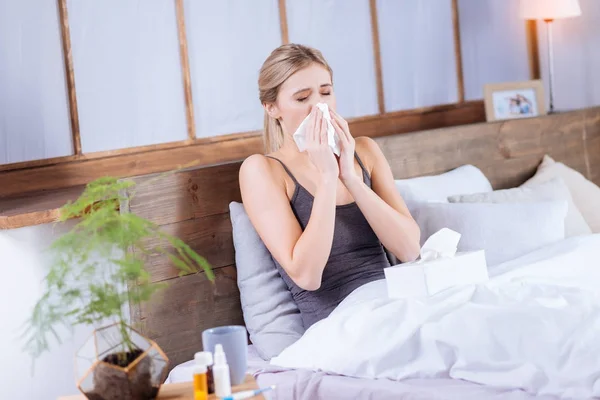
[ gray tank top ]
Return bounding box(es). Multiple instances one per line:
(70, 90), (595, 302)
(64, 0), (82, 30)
(267, 154), (391, 329)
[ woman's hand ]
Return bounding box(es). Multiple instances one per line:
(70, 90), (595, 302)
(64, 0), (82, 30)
(305, 106), (339, 182)
(330, 109), (358, 185)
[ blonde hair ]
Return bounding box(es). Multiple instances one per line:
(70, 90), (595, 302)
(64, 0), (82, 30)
(258, 44), (333, 153)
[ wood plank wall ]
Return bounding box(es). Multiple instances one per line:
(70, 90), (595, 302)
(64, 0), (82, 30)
(123, 162), (246, 366)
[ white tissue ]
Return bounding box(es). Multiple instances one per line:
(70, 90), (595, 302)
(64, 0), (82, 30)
(419, 228), (461, 262)
(292, 103), (340, 156)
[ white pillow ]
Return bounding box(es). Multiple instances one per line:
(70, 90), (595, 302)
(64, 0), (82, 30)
(448, 177), (591, 238)
(415, 201), (568, 267)
(523, 155), (600, 233)
(395, 165), (493, 215)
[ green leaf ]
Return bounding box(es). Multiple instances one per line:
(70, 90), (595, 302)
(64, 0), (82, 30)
(167, 254), (193, 274)
(184, 246), (214, 281)
(23, 170), (211, 363)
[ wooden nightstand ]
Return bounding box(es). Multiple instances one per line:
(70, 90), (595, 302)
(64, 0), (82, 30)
(57, 374), (264, 400)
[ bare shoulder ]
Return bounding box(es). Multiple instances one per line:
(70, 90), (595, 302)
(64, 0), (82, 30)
(239, 153), (271, 181)
(239, 153), (285, 199)
(354, 136), (386, 171)
(355, 136), (382, 154)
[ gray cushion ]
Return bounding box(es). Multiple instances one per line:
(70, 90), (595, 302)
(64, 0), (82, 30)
(229, 202), (303, 360)
(415, 201), (567, 267)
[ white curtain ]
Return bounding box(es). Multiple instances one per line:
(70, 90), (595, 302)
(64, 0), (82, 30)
(184, 0), (281, 138)
(286, 0), (379, 118)
(377, 0), (458, 112)
(68, 0), (187, 153)
(537, 0), (600, 110)
(458, 0), (530, 100)
(0, 0), (72, 164)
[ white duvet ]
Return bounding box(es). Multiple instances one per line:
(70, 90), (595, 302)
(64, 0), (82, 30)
(271, 235), (600, 399)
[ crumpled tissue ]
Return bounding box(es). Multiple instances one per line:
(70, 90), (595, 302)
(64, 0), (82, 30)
(384, 228), (489, 298)
(419, 227), (461, 262)
(292, 103), (340, 156)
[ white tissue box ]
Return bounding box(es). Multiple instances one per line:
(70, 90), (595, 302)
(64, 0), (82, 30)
(384, 250), (489, 298)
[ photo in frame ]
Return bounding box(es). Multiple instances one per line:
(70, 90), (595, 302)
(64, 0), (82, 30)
(483, 80), (546, 122)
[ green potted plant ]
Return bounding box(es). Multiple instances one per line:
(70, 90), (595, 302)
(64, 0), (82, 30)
(23, 174), (213, 400)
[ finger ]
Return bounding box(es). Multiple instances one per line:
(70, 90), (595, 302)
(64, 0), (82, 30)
(332, 119), (350, 153)
(311, 108), (321, 145)
(329, 108), (343, 124)
(320, 114), (328, 145)
(331, 118), (347, 145)
(330, 109), (348, 133)
(308, 107), (318, 144)
(332, 117), (352, 145)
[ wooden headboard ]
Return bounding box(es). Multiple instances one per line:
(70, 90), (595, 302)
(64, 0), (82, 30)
(123, 107), (600, 369)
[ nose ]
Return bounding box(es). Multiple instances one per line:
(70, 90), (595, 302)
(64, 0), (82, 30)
(305, 100), (320, 116)
(308, 98), (320, 108)
(308, 95), (331, 108)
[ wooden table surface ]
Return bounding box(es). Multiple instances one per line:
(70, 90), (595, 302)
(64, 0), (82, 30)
(58, 374), (263, 400)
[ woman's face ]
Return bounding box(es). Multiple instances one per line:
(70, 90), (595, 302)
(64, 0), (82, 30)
(267, 63), (336, 136)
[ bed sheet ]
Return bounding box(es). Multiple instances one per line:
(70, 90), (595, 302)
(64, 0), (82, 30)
(167, 345), (554, 400)
(270, 235), (600, 399)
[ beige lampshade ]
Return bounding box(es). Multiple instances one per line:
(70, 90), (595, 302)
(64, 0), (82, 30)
(520, 0), (581, 20)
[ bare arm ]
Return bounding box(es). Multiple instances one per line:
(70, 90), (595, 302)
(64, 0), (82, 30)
(239, 107), (339, 290)
(330, 110), (420, 262)
(345, 137), (421, 262)
(239, 156), (336, 290)
(329, 107), (421, 261)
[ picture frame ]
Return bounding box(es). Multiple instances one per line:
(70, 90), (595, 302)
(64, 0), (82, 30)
(483, 80), (546, 122)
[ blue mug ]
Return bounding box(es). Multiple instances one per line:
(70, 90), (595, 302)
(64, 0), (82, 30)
(202, 325), (248, 385)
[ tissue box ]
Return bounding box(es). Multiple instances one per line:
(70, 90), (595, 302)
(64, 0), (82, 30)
(384, 250), (488, 299)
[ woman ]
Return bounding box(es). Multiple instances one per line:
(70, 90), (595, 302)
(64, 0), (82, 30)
(240, 44), (420, 329)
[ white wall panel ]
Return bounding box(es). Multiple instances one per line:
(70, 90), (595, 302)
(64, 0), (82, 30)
(377, 0), (458, 111)
(184, 0), (281, 137)
(537, 0), (600, 110)
(286, 0), (379, 118)
(68, 0), (187, 153)
(459, 0), (530, 100)
(0, 0), (72, 164)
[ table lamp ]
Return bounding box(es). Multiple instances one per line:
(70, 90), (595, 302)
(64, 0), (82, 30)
(519, 0), (581, 113)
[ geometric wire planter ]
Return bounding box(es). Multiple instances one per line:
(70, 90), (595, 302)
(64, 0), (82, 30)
(75, 323), (169, 400)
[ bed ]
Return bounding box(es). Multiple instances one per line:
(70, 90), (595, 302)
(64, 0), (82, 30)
(121, 107), (600, 399)
(165, 343), (562, 399)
